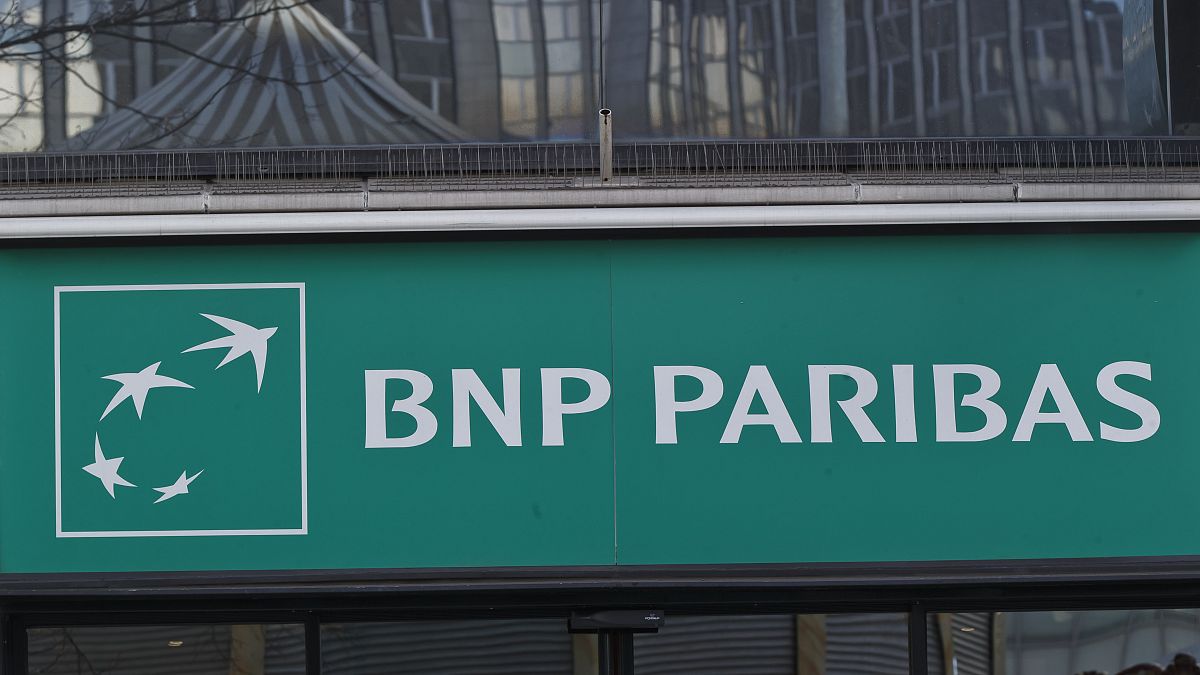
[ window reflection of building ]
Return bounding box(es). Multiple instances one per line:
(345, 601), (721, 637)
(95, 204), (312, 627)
(1087, 1), (1125, 134)
(921, 0), (963, 134)
(930, 609), (1200, 675)
(875, 0), (917, 133)
(0, 0), (1140, 150)
(286, 0), (457, 115)
(646, 0), (680, 134)
(489, 0), (597, 138)
(492, 0), (597, 139)
(782, 1), (818, 135)
(0, 0), (45, 149)
(628, 0), (1130, 139)
(0, 0), (103, 150)
(79, 0), (456, 127)
(1023, 0), (1088, 134)
(969, 2), (1017, 134)
(386, 0), (454, 115)
(494, 0), (544, 138)
(543, 0), (592, 137)
(736, 0), (781, 137)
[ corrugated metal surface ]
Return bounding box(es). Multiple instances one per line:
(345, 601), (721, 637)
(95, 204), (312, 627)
(929, 616), (947, 675)
(928, 613), (996, 675)
(27, 614), (915, 674)
(825, 613), (909, 675)
(27, 624), (305, 675)
(633, 615), (794, 675)
(951, 613), (993, 675)
(632, 613), (908, 675)
(320, 620), (573, 675)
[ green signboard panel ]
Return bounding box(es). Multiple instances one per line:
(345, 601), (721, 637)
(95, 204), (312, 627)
(0, 233), (1192, 573)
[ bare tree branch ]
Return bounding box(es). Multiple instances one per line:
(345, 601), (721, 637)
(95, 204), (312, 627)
(0, 0), (339, 150)
(0, 0), (315, 57)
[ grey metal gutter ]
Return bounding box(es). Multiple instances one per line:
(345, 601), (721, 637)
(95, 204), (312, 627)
(2, 182), (1200, 219)
(2, 200), (1198, 238)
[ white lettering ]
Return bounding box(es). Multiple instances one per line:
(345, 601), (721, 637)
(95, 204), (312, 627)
(933, 364), (1007, 442)
(720, 365), (802, 444)
(654, 366), (725, 444)
(452, 368), (521, 447)
(365, 369), (438, 448)
(809, 365), (884, 443)
(893, 364), (918, 443)
(1013, 364), (1092, 441)
(1097, 361), (1160, 442)
(541, 368), (612, 446)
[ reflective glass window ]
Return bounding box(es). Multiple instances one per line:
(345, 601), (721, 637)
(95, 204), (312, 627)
(321, 619), (580, 674)
(632, 613), (909, 675)
(27, 624), (306, 675)
(0, 0), (1193, 152)
(930, 610), (1200, 675)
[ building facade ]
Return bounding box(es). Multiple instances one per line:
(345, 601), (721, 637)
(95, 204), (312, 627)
(1, 2), (1200, 675)
(0, 0), (1156, 151)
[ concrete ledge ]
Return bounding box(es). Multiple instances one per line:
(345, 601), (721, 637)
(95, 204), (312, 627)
(1015, 182), (1200, 201)
(856, 183), (1017, 203)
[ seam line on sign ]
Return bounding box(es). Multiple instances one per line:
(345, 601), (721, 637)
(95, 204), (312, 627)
(54, 287), (62, 536)
(608, 240), (618, 565)
(298, 283), (309, 534)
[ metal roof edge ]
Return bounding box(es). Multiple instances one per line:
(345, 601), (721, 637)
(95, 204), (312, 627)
(1, 200), (1199, 239)
(2, 183), (1200, 220)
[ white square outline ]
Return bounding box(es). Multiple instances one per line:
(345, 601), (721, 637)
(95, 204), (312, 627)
(54, 283), (308, 538)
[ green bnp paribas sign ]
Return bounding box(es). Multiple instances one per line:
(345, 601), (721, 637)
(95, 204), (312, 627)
(0, 233), (1193, 573)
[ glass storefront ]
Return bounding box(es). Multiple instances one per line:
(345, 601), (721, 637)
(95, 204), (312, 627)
(20, 613), (918, 674)
(321, 619), (576, 674)
(28, 624), (307, 674)
(30, 610), (1200, 674)
(632, 613), (909, 675)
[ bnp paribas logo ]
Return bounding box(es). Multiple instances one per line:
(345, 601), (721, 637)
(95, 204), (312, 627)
(54, 283), (307, 538)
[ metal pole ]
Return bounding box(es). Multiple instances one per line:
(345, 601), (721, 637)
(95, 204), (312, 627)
(599, 108), (614, 182)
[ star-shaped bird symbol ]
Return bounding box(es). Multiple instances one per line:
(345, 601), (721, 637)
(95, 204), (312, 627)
(82, 434), (136, 498)
(153, 469), (203, 504)
(100, 361), (194, 420)
(183, 314), (278, 392)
